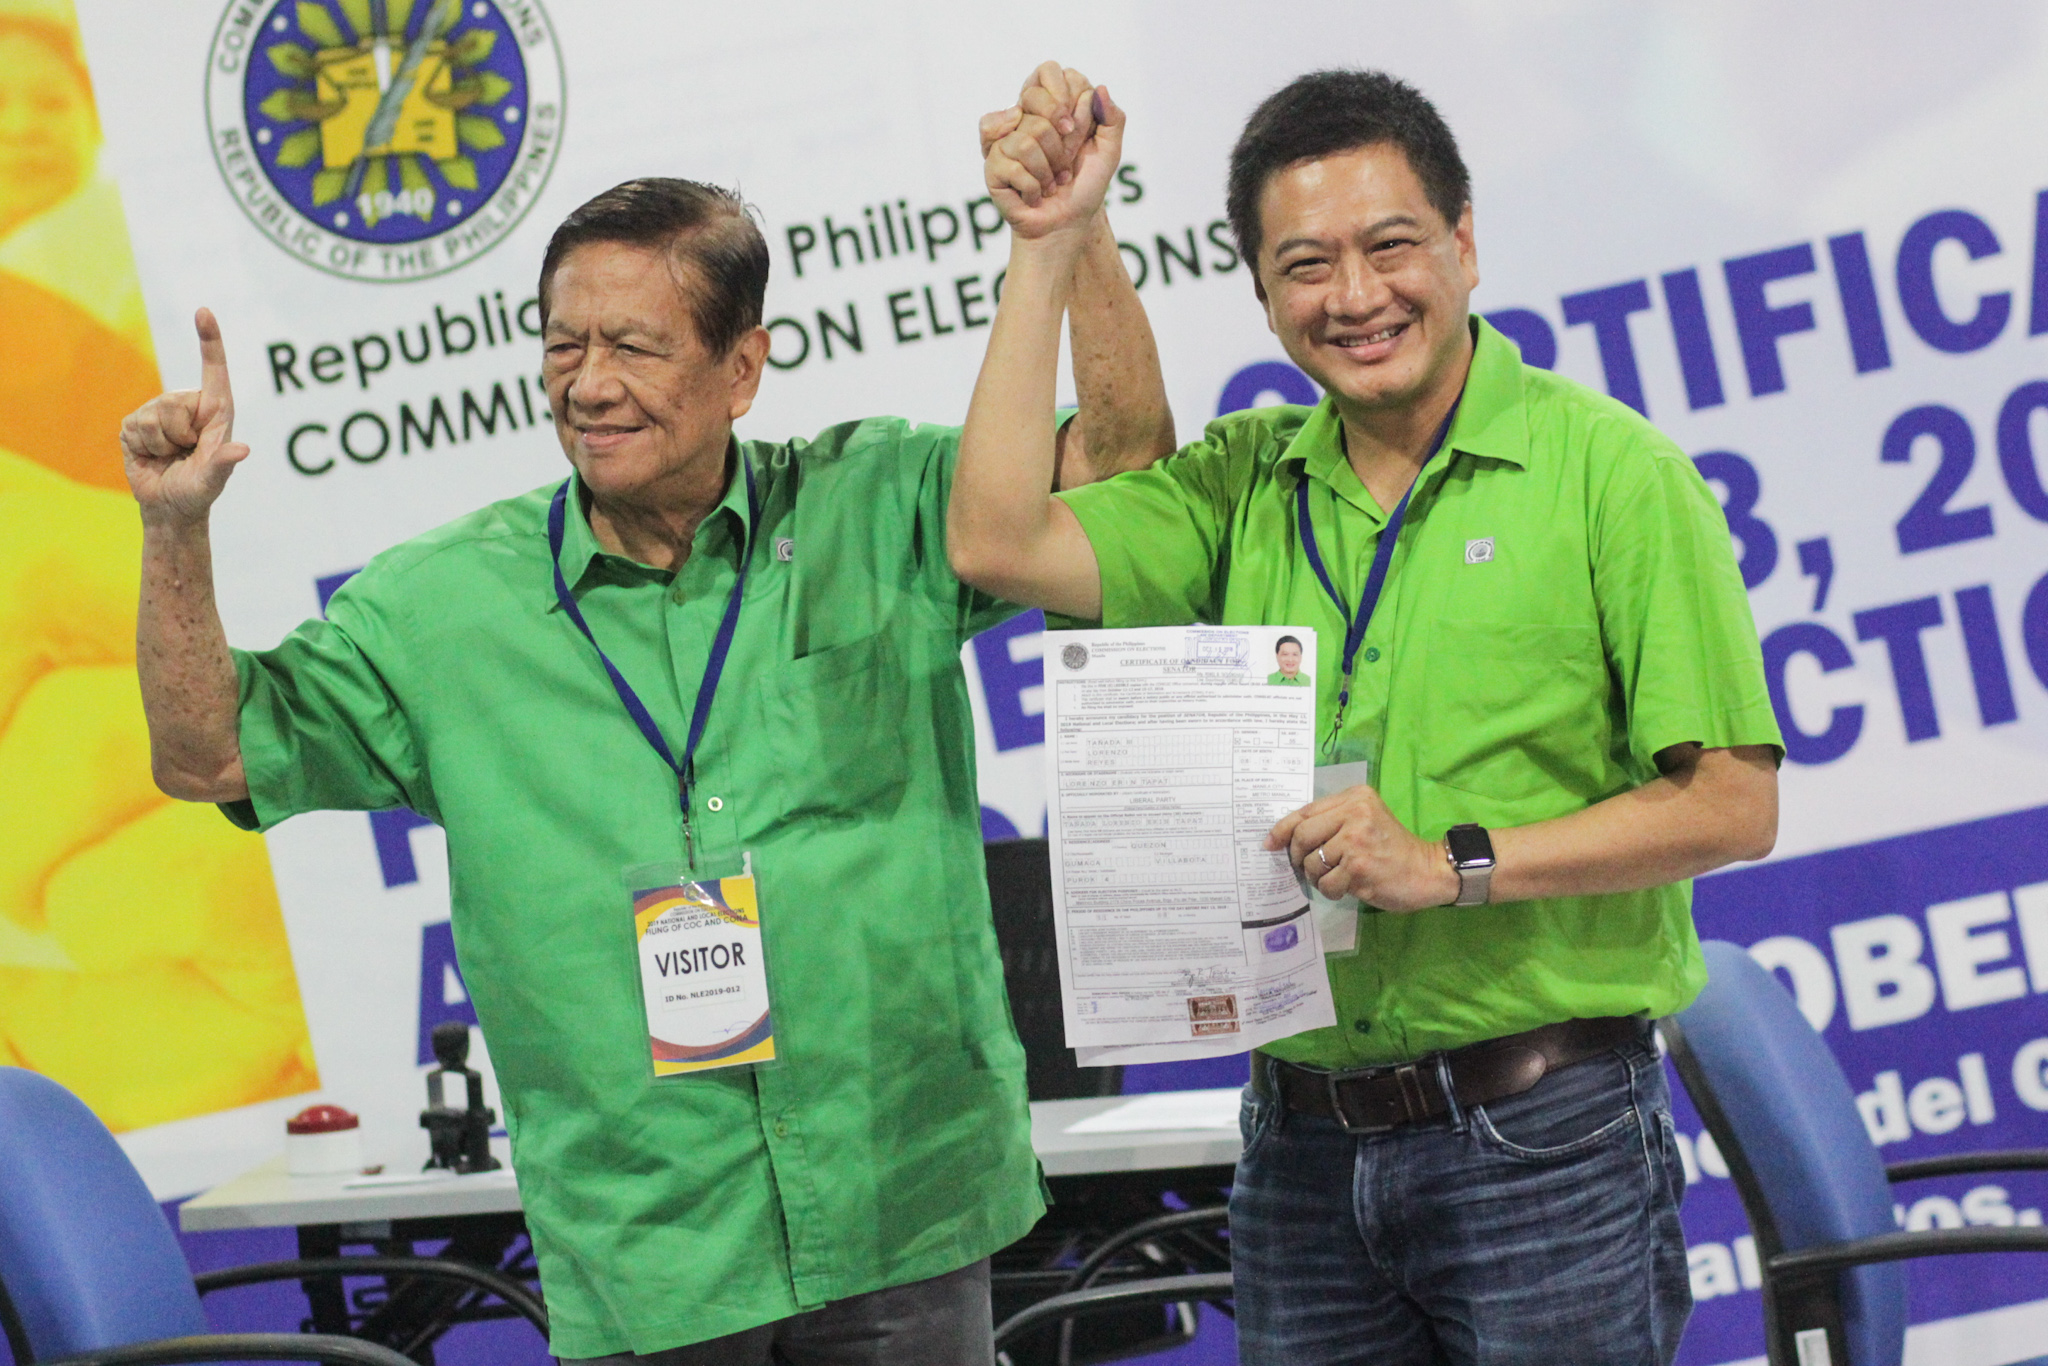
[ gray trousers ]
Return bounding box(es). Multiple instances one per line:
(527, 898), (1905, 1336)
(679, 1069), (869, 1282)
(559, 1258), (994, 1366)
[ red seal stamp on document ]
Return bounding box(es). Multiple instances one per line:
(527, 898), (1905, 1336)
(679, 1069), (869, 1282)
(1188, 994), (1241, 1035)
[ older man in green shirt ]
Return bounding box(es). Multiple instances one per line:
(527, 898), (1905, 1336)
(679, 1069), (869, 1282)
(116, 72), (1170, 1363)
(952, 71), (1782, 1365)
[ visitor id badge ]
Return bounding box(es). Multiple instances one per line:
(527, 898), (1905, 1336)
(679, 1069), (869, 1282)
(1304, 761), (1373, 956)
(627, 859), (776, 1077)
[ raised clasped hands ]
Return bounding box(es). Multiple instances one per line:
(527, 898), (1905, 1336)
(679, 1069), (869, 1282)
(119, 308), (249, 526)
(1266, 784), (1460, 914)
(980, 59), (1123, 241)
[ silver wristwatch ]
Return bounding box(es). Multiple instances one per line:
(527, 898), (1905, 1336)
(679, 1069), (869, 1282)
(1445, 824), (1495, 907)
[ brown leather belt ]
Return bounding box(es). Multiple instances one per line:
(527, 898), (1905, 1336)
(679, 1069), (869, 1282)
(1253, 1016), (1646, 1135)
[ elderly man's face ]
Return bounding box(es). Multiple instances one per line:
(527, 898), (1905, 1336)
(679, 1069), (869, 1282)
(541, 240), (760, 506)
(0, 31), (97, 238)
(1255, 142), (1477, 422)
(1276, 641), (1302, 676)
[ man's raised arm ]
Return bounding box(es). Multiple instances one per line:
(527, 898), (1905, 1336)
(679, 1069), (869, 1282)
(976, 66), (1173, 490)
(1057, 212), (1174, 488)
(950, 78), (1129, 620)
(121, 309), (251, 803)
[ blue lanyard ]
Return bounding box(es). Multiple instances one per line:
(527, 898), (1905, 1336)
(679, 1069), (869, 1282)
(1295, 398), (1460, 741)
(546, 456), (758, 857)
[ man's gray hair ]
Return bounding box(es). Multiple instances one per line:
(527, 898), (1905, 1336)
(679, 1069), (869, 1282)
(538, 178), (769, 355)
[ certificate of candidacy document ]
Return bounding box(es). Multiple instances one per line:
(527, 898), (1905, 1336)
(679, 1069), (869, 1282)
(1044, 625), (1338, 1064)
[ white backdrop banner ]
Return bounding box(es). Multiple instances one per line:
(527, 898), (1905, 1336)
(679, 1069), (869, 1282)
(62, 3), (2048, 1361)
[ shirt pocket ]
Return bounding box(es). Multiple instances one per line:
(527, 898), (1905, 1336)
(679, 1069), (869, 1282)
(768, 632), (910, 822)
(1417, 619), (1609, 810)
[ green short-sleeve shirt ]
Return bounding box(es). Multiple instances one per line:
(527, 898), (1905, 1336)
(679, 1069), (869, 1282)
(1057, 319), (1783, 1069)
(226, 418), (1043, 1356)
(1267, 671), (1311, 686)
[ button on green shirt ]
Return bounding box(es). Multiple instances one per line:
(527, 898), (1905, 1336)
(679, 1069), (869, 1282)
(1057, 320), (1782, 1070)
(225, 418), (1043, 1357)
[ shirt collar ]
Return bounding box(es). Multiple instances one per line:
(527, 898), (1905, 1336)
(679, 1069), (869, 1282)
(1449, 314), (1532, 471)
(1284, 314), (1532, 518)
(549, 440), (755, 603)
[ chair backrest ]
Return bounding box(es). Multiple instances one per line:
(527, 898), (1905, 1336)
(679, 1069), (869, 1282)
(983, 838), (1122, 1101)
(0, 1067), (209, 1360)
(1667, 942), (1906, 1366)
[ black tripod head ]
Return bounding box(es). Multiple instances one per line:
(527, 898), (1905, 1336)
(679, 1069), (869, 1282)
(420, 1022), (501, 1174)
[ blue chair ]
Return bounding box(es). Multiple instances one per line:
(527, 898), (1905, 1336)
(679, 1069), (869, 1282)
(1661, 941), (2048, 1366)
(0, 1066), (546, 1365)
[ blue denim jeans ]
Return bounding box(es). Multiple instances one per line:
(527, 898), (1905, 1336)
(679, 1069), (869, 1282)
(1229, 1029), (1690, 1365)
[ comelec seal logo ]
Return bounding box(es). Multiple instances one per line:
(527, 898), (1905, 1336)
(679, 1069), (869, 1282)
(206, 0), (564, 282)
(1061, 643), (1089, 671)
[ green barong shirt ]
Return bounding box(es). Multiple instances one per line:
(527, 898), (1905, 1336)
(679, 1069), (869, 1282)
(225, 419), (1044, 1357)
(1056, 320), (1783, 1072)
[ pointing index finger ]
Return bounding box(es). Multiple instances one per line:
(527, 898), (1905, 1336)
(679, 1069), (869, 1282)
(195, 307), (234, 413)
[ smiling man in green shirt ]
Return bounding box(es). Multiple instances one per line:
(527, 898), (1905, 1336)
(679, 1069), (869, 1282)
(116, 70), (1172, 1363)
(952, 70), (1782, 1365)
(1268, 634), (1309, 686)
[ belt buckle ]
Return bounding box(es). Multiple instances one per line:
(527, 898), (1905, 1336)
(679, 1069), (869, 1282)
(1325, 1062), (1425, 1135)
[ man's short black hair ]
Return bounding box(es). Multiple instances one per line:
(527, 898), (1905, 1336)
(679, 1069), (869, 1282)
(1276, 635), (1302, 652)
(1226, 70), (1471, 273)
(538, 178), (769, 355)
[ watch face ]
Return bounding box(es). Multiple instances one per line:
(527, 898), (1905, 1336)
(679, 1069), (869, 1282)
(1447, 824), (1494, 867)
